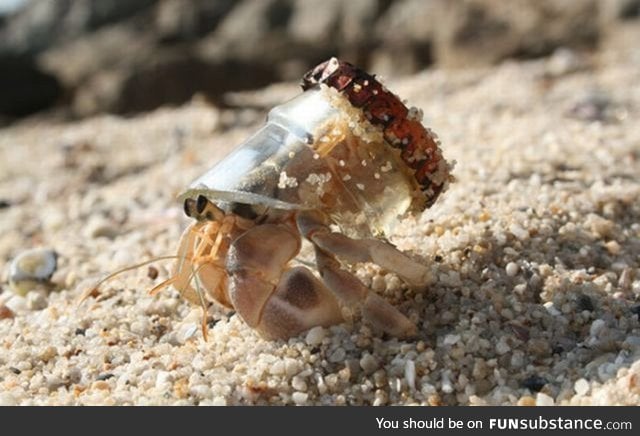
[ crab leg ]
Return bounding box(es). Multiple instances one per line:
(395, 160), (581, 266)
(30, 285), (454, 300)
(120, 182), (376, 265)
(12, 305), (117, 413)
(297, 210), (432, 286)
(173, 222), (230, 307)
(313, 248), (416, 337)
(226, 223), (343, 340)
(297, 210), (420, 337)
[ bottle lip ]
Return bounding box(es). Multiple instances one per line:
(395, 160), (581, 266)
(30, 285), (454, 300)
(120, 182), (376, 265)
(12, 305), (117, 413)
(301, 57), (453, 210)
(179, 91), (341, 213)
(178, 187), (302, 212)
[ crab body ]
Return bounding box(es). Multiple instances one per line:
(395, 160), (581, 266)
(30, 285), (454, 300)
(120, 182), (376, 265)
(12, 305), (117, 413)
(170, 59), (452, 340)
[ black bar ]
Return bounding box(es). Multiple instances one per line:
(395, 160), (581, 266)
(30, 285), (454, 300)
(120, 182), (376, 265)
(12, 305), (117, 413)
(1, 406), (637, 436)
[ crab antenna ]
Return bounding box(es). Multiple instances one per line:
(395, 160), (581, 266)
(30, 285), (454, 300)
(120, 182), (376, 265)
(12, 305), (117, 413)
(77, 255), (181, 304)
(189, 263), (210, 341)
(148, 276), (178, 296)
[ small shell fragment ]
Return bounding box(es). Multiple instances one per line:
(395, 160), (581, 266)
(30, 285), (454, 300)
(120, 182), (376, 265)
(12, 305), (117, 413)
(0, 303), (15, 320)
(8, 248), (58, 295)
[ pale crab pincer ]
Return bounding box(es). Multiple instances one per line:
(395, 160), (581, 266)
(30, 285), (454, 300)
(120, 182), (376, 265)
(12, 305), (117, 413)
(89, 58), (453, 340)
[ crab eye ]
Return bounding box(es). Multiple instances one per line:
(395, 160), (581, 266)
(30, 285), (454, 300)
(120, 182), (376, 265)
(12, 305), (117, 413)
(229, 202), (259, 220)
(183, 198), (196, 218)
(196, 195), (208, 214)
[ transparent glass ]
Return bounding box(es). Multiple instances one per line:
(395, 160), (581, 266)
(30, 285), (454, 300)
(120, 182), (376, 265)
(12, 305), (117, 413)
(180, 87), (420, 237)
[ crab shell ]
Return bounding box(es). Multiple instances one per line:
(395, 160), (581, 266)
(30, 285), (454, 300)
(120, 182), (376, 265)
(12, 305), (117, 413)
(180, 59), (452, 238)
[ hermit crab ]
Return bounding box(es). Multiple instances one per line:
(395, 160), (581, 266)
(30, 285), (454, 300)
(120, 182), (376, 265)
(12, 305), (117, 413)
(86, 58), (453, 340)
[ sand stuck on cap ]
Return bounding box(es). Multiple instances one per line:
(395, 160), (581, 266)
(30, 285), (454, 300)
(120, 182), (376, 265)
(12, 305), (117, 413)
(1, 27), (640, 405)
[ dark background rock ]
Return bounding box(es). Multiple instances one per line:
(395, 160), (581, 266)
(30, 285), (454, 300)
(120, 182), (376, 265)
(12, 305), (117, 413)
(0, 0), (638, 119)
(114, 57), (279, 113)
(0, 54), (62, 117)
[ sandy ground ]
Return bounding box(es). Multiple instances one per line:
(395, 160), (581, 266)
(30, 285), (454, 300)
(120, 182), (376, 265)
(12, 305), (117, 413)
(1, 27), (640, 406)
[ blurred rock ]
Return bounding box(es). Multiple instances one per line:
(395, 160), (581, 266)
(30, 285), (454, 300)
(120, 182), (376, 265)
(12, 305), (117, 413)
(0, 54), (62, 116)
(288, 0), (341, 45)
(544, 47), (588, 78)
(288, 0), (382, 53)
(198, 0), (299, 67)
(566, 91), (613, 123)
(8, 247), (58, 296)
(114, 57), (279, 114)
(600, 0), (640, 22)
(433, 0), (600, 67)
(0, 0), (71, 55)
(154, 0), (235, 43)
(0, 0), (156, 56)
(0, 0), (637, 119)
(40, 23), (154, 87)
(371, 0), (440, 76)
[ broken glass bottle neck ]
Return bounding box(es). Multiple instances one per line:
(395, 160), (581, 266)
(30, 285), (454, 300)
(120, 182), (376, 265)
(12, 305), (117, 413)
(180, 87), (419, 237)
